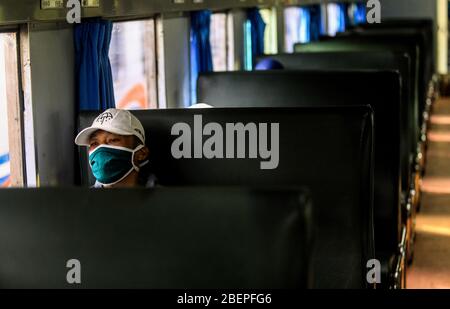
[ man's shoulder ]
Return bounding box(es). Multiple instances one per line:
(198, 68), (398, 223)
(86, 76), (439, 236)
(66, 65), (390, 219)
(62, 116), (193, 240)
(90, 174), (159, 189)
(145, 174), (159, 188)
(92, 181), (102, 189)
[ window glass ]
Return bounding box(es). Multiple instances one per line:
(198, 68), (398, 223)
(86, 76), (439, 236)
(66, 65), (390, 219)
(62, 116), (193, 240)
(243, 19), (253, 71)
(284, 7), (311, 52)
(327, 3), (346, 36)
(0, 34), (10, 187)
(210, 13), (228, 72)
(260, 8), (278, 55)
(109, 19), (158, 110)
(226, 12), (235, 71)
(191, 11), (235, 105)
(350, 3), (367, 25)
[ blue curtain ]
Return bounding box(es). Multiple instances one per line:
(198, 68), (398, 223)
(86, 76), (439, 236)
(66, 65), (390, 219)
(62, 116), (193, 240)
(353, 3), (367, 25)
(308, 5), (324, 41)
(0, 153), (10, 186)
(339, 3), (352, 32)
(338, 3), (348, 33)
(244, 20), (253, 71)
(247, 8), (266, 67)
(74, 20), (115, 111)
(298, 7), (311, 43)
(190, 10), (213, 105)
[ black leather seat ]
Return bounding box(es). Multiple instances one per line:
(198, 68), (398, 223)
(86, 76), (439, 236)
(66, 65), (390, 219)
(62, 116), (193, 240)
(196, 71), (402, 287)
(340, 24), (436, 186)
(341, 29), (432, 126)
(0, 187), (312, 289)
(293, 33), (433, 245)
(257, 51), (413, 195)
(353, 19), (434, 84)
(78, 106), (375, 288)
(295, 31), (427, 128)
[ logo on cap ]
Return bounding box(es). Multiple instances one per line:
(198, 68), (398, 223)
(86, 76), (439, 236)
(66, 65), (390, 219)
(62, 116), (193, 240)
(135, 128), (143, 137)
(96, 112), (114, 125)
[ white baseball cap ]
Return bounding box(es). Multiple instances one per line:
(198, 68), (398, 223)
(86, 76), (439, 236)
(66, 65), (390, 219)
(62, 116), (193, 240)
(189, 103), (213, 109)
(75, 109), (146, 147)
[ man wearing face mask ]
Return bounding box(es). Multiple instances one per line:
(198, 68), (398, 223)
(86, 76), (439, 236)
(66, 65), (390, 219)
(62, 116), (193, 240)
(75, 108), (156, 188)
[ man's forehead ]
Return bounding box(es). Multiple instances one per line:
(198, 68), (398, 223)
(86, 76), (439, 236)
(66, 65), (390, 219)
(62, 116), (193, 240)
(89, 130), (124, 140)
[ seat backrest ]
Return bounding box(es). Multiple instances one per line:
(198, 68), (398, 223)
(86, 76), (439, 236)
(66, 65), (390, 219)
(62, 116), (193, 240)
(295, 34), (425, 125)
(78, 106), (375, 288)
(257, 51), (414, 192)
(197, 71), (401, 260)
(0, 187), (312, 289)
(354, 18), (434, 78)
(342, 29), (431, 105)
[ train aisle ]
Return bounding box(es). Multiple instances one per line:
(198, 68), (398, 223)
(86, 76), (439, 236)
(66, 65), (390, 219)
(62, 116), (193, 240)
(408, 98), (450, 288)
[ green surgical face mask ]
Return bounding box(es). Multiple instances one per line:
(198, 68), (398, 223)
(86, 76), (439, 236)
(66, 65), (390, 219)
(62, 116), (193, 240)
(89, 144), (147, 186)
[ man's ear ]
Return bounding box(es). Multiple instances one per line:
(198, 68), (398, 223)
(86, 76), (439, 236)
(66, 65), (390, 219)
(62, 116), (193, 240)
(135, 146), (150, 163)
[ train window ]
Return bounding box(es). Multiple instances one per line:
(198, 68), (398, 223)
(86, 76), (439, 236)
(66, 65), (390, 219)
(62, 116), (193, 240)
(210, 11), (236, 72)
(326, 3), (346, 36)
(190, 11), (213, 105)
(109, 19), (158, 110)
(0, 34), (10, 188)
(284, 7), (309, 52)
(0, 32), (23, 188)
(349, 3), (367, 25)
(244, 9), (268, 70)
(243, 18), (253, 71)
(225, 11), (235, 71)
(260, 8), (278, 55)
(191, 11), (234, 104)
(284, 5), (326, 52)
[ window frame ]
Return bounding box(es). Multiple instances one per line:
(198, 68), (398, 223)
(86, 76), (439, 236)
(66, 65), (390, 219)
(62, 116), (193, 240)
(109, 17), (160, 110)
(210, 11), (230, 73)
(0, 28), (26, 187)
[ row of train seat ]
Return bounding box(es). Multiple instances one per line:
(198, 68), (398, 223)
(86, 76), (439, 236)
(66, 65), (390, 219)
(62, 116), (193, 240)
(353, 19), (435, 91)
(189, 18), (435, 287)
(0, 107), (374, 288)
(257, 51), (414, 174)
(0, 187), (313, 288)
(196, 71), (402, 287)
(350, 19), (438, 179)
(295, 19), (437, 170)
(252, 53), (416, 262)
(291, 18), (437, 264)
(78, 107), (375, 289)
(0, 18), (436, 289)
